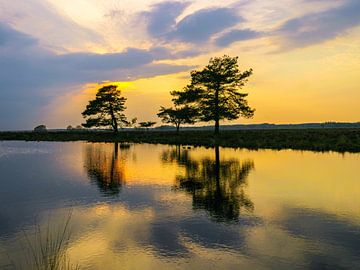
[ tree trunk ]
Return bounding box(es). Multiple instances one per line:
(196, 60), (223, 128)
(215, 119), (219, 135)
(113, 121), (118, 133)
(214, 87), (220, 135)
(176, 123), (180, 133)
(110, 106), (118, 133)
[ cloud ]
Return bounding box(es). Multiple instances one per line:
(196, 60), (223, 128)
(167, 7), (241, 43)
(143, 3), (242, 44)
(0, 23), (193, 130)
(144, 1), (189, 38)
(0, 0), (103, 52)
(0, 23), (37, 48)
(56, 48), (161, 71)
(215, 29), (262, 47)
(276, 0), (360, 49)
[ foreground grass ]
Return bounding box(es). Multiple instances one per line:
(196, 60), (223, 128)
(8, 212), (79, 270)
(1, 128), (360, 152)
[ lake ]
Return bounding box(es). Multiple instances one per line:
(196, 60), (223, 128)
(0, 141), (359, 269)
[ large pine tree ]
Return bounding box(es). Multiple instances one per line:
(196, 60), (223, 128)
(82, 85), (128, 132)
(173, 55), (255, 134)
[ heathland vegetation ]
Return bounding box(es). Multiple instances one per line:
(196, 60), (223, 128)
(1, 129), (359, 153)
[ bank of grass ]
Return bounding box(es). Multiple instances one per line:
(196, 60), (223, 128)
(1, 128), (360, 152)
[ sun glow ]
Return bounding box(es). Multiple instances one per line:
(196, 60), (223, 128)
(1, 0), (359, 129)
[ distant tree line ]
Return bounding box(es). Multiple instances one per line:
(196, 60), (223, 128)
(81, 55), (255, 134)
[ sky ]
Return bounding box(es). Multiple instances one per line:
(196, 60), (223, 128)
(0, 0), (359, 130)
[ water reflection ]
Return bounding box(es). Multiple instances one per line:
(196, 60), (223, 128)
(2, 142), (360, 269)
(84, 143), (130, 196)
(162, 146), (255, 222)
(281, 207), (360, 258)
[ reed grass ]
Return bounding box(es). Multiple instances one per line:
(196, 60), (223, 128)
(10, 211), (79, 270)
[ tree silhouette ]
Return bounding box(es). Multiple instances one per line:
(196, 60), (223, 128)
(162, 146), (255, 222)
(139, 121), (156, 130)
(129, 117), (138, 128)
(82, 85), (128, 132)
(157, 105), (199, 132)
(173, 55), (255, 134)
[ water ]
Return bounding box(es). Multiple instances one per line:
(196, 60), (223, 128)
(0, 141), (359, 269)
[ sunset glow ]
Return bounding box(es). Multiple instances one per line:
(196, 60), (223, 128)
(1, 0), (359, 129)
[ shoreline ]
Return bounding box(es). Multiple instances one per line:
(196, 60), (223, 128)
(0, 129), (360, 153)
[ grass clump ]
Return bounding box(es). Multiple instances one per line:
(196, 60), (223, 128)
(10, 211), (79, 270)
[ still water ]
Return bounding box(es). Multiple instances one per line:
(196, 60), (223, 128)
(0, 141), (359, 269)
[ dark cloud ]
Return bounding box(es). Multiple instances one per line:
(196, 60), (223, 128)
(0, 23), (193, 130)
(56, 48), (160, 71)
(167, 8), (240, 43)
(276, 0), (360, 49)
(144, 1), (189, 38)
(144, 3), (242, 44)
(141, 0), (360, 49)
(215, 29), (261, 47)
(0, 23), (37, 47)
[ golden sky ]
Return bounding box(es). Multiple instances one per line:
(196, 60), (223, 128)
(0, 0), (359, 129)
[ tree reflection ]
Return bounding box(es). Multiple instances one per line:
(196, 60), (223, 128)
(162, 146), (254, 222)
(84, 143), (129, 196)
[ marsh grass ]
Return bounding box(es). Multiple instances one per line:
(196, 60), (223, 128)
(10, 211), (79, 270)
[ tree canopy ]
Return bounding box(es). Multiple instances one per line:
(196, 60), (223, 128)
(173, 55), (255, 134)
(157, 105), (199, 132)
(82, 85), (128, 132)
(138, 121), (156, 130)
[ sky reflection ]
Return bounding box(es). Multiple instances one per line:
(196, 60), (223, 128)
(0, 142), (359, 269)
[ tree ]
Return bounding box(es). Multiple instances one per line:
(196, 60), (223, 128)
(138, 121), (156, 130)
(173, 55), (255, 134)
(157, 105), (198, 132)
(34, 125), (47, 132)
(82, 85), (128, 132)
(130, 117), (138, 128)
